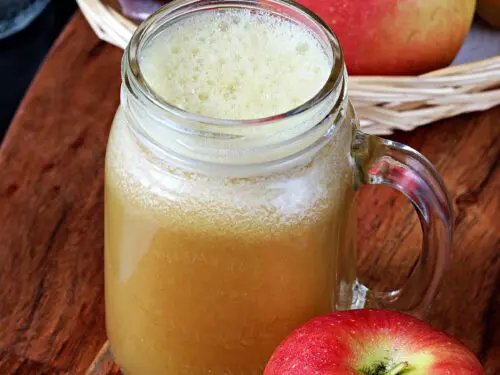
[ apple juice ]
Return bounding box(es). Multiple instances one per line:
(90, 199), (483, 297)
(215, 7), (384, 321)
(105, 6), (357, 375)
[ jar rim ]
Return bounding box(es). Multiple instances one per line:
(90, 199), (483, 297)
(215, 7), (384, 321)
(123, 0), (345, 127)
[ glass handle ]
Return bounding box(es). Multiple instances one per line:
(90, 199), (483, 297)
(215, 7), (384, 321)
(351, 129), (453, 316)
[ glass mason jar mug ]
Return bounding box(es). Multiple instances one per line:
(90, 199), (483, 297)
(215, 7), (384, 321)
(104, 0), (453, 373)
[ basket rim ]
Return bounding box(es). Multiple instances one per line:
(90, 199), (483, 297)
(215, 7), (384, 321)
(76, 0), (500, 135)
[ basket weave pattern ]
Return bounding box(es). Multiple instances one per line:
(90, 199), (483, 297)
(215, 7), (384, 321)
(77, 0), (500, 135)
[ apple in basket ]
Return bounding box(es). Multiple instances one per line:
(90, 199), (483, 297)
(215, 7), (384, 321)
(296, 0), (476, 75)
(265, 309), (484, 375)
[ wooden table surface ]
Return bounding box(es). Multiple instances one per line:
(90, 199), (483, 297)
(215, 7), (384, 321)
(0, 12), (499, 375)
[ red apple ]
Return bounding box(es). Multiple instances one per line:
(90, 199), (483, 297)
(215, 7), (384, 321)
(296, 0), (476, 75)
(477, 0), (500, 28)
(265, 309), (484, 375)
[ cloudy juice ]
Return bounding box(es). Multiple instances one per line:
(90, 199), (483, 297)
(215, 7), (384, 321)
(105, 8), (356, 375)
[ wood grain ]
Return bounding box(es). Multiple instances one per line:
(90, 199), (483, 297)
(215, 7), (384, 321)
(0, 350), (70, 375)
(0, 10), (498, 375)
(0, 12), (121, 374)
(357, 107), (500, 374)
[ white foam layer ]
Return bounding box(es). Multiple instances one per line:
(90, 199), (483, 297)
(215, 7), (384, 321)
(140, 9), (331, 119)
(107, 9), (350, 229)
(106, 109), (353, 232)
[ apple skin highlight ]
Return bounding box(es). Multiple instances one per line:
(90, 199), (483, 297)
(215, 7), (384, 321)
(264, 309), (484, 375)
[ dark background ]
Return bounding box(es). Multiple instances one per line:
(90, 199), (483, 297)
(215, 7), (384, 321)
(0, 0), (76, 140)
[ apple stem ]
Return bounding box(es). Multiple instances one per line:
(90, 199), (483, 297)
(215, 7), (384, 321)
(384, 361), (409, 375)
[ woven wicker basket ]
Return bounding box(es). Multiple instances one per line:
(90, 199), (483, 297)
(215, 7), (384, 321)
(77, 0), (500, 135)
